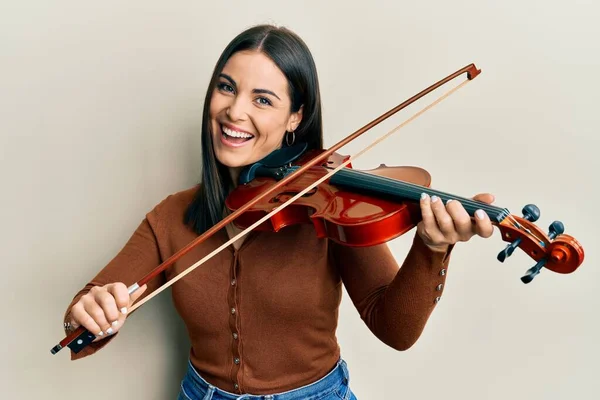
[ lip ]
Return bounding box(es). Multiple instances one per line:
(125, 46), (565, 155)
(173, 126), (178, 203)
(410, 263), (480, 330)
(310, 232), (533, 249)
(218, 122), (255, 148)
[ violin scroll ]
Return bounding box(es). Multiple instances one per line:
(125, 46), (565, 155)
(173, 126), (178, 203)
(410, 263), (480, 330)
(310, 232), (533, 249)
(495, 204), (584, 284)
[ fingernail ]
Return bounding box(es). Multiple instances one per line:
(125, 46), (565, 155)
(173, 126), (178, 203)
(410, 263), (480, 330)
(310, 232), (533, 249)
(421, 192), (428, 200)
(431, 195), (439, 203)
(112, 321), (119, 327)
(106, 328), (113, 335)
(121, 307), (127, 314)
(446, 198), (453, 204)
(475, 209), (485, 219)
(98, 331), (104, 336)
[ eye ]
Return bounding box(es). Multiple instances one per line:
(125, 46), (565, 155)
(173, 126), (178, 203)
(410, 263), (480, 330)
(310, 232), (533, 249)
(255, 97), (272, 106)
(217, 82), (235, 93)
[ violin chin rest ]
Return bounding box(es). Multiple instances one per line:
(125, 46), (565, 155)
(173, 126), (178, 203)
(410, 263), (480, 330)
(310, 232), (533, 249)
(238, 143), (308, 184)
(258, 143), (308, 168)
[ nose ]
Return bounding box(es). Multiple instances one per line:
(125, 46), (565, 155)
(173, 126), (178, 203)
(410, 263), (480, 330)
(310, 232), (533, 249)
(226, 96), (248, 122)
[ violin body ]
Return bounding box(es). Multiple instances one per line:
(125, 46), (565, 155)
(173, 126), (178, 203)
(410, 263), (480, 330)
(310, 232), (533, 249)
(226, 149), (431, 247)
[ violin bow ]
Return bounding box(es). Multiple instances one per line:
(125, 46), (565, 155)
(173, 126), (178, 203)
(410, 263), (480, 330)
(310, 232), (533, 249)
(51, 64), (484, 355)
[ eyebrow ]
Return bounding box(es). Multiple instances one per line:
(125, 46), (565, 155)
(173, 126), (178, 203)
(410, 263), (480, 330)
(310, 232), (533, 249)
(219, 73), (281, 100)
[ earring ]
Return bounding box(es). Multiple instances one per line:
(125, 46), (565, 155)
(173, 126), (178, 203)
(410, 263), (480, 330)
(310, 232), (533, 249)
(286, 131), (295, 146)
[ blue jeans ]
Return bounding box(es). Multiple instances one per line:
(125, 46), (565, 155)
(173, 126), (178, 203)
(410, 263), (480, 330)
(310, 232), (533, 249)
(178, 358), (357, 400)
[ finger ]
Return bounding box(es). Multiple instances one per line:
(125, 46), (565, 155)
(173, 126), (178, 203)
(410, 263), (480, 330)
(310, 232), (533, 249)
(430, 195), (455, 237)
(474, 208), (494, 238)
(472, 193), (495, 204)
(419, 193), (444, 242)
(94, 290), (120, 334)
(71, 302), (104, 337)
(445, 199), (472, 241)
(106, 282), (131, 315)
(106, 311), (128, 336)
(83, 296), (111, 336)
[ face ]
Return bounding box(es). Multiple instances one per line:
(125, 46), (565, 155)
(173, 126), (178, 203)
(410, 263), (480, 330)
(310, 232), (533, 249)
(209, 50), (303, 175)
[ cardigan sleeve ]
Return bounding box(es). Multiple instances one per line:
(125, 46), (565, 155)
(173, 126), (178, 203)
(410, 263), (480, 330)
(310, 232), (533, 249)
(62, 204), (167, 360)
(331, 232), (453, 351)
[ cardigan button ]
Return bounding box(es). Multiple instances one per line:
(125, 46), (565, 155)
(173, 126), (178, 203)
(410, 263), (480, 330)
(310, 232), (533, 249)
(439, 269), (446, 276)
(234, 357), (240, 364)
(233, 332), (238, 339)
(436, 283), (443, 291)
(231, 308), (236, 314)
(434, 296), (441, 304)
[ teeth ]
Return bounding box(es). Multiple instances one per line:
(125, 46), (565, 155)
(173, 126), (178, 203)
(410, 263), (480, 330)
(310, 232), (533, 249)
(222, 126), (253, 139)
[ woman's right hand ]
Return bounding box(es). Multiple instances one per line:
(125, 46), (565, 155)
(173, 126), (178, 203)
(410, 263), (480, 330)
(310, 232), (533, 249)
(67, 282), (147, 341)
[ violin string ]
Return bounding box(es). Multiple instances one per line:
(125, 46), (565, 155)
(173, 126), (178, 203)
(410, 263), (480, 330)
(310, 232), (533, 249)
(390, 177), (548, 244)
(130, 77), (473, 313)
(331, 154), (549, 244)
(332, 168), (508, 218)
(340, 172), (505, 216)
(505, 214), (546, 245)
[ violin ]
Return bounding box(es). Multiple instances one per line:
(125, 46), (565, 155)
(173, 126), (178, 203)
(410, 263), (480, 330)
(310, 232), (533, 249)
(229, 140), (584, 273)
(227, 142), (584, 279)
(50, 63), (585, 356)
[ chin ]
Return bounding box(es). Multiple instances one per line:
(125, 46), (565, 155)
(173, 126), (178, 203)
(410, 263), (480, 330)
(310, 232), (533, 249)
(214, 152), (248, 169)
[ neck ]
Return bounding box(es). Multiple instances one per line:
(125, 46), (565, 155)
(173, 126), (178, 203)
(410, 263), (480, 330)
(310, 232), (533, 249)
(228, 167), (242, 188)
(328, 167), (510, 223)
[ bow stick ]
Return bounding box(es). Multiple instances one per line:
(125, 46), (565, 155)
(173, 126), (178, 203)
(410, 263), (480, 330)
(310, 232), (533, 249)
(51, 64), (481, 355)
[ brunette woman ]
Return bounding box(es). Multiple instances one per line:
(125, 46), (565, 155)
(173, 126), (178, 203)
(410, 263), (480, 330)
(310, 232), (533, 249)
(62, 24), (495, 400)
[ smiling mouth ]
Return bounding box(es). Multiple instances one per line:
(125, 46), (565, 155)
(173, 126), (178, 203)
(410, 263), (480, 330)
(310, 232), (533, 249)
(220, 124), (255, 147)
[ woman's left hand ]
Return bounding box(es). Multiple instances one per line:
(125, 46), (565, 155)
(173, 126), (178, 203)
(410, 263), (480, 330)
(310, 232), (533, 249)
(417, 193), (496, 253)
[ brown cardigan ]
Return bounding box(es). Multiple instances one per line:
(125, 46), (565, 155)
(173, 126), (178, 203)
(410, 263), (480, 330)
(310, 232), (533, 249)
(64, 186), (453, 395)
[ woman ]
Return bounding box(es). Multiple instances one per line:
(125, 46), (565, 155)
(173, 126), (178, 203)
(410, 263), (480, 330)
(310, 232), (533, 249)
(62, 24), (495, 399)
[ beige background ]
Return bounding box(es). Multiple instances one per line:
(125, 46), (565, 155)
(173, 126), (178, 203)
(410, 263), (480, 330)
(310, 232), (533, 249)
(2, 1), (599, 399)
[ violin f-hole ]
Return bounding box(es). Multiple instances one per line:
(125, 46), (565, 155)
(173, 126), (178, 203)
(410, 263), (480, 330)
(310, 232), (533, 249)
(270, 188), (318, 203)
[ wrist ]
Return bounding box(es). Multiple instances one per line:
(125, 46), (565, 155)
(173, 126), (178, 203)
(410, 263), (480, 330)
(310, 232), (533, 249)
(424, 243), (450, 254)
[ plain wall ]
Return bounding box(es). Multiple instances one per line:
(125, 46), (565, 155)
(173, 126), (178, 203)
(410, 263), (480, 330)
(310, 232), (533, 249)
(2, 1), (599, 399)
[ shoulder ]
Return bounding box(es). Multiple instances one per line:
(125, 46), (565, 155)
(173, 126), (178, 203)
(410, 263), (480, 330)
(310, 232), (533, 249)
(146, 184), (200, 228)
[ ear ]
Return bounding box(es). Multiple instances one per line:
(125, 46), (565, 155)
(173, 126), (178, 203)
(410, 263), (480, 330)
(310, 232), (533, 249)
(287, 105), (303, 132)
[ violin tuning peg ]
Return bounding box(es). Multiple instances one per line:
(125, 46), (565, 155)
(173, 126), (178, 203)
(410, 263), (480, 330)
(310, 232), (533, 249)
(521, 258), (547, 284)
(548, 220), (564, 240)
(522, 204), (540, 222)
(497, 238), (522, 262)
